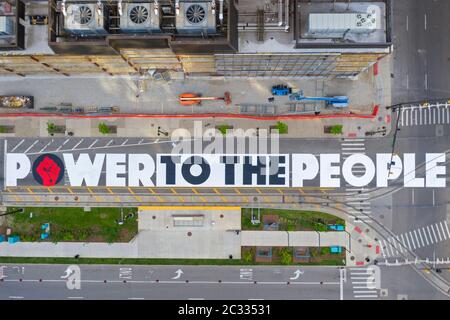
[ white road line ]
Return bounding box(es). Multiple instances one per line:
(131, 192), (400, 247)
(188, 298), (205, 300)
(438, 222), (447, 239)
(431, 225), (438, 242)
(121, 139), (129, 146)
(88, 139), (98, 149)
(434, 223), (443, 241)
(443, 222), (450, 238)
(400, 234), (408, 250)
(432, 190), (435, 206)
(426, 226), (435, 244)
(24, 140), (39, 154)
(404, 232), (412, 250)
(395, 236), (404, 253)
(391, 238), (399, 255)
(420, 228), (430, 247)
(406, 15), (409, 31)
(341, 143), (365, 146)
(378, 240), (386, 258)
(56, 139), (70, 152)
(128, 297), (145, 300)
(72, 139), (84, 150)
(105, 140), (114, 147)
(354, 295), (378, 298)
(67, 297), (84, 299)
(39, 140), (53, 153)
(425, 74), (428, 91)
(10, 139), (25, 152)
(413, 230), (421, 247)
(9, 296), (24, 299)
(354, 290), (378, 294)
(424, 13), (427, 30)
(408, 232), (416, 250)
(344, 139), (365, 142)
(412, 189), (415, 205)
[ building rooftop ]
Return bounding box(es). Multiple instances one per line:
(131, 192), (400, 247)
(0, 0), (25, 50)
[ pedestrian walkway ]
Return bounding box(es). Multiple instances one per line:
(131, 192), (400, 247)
(398, 103), (450, 127)
(341, 138), (372, 224)
(349, 267), (379, 299)
(378, 221), (450, 258)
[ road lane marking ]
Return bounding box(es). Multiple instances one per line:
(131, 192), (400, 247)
(10, 139), (25, 152)
(24, 140), (39, 154)
(105, 140), (114, 147)
(434, 223), (443, 241)
(443, 222), (450, 238)
(88, 139), (98, 149)
(121, 139), (129, 146)
(72, 139), (84, 150)
(56, 139), (70, 151)
(438, 222), (447, 239)
(430, 225), (438, 242)
(426, 226), (435, 244)
(413, 230), (421, 247)
(420, 228), (430, 246)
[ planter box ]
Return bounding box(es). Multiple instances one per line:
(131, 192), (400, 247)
(0, 125), (15, 133)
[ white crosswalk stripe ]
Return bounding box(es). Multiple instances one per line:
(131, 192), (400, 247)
(398, 103), (450, 127)
(341, 139), (372, 224)
(350, 268), (379, 299)
(379, 221), (450, 258)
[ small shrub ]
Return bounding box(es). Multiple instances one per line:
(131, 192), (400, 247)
(274, 121), (288, 134)
(47, 122), (56, 134)
(217, 125), (233, 135)
(242, 250), (254, 263)
(279, 248), (292, 265)
(98, 123), (111, 134)
(330, 125), (343, 135)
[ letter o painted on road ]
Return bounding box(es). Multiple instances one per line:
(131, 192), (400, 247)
(181, 156), (211, 185)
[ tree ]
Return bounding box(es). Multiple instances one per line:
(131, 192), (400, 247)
(98, 123), (111, 135)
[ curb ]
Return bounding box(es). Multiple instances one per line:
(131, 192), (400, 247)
(0, 107), (379, 121)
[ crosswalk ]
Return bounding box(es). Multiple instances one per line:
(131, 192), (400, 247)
(350, 268), (379, 299)
(341, 139), (372, 224)
(378, 221), (450, 258)
(398, 103), (450, 127)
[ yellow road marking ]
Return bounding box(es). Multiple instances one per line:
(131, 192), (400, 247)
(234, 188), (241, 195)
(6, 187), (11, 193)
(256, 188), (262, 194)
(299, 189), (306, 195)
(171, 188), (178, 195)
(192, 188), (207, 203)
(107, 188), (114, 194)
(67, 188), (74, 194)
(277, 188), (284, 194)
(26, 187), (34, 194)
(148, 188), (165, 202)
(47, 188), (53, 194)
(214, 188), (228, 203)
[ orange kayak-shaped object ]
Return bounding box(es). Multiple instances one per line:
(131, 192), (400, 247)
(178, 92), (232, 106)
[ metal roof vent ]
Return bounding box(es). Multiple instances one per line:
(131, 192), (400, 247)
(74, 5), (93, 25)
(185, 4), (206, 24)
(130, 5), (149, 24)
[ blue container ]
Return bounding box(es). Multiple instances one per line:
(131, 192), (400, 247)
(330, 246), (342, 254)
(8, 236), (20, 244)
(328, 224), (345, 231)
(40, 233), (49, 240)
(0, 235), (4, 242)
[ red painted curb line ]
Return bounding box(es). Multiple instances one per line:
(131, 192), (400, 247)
(0, 111), (377, 121)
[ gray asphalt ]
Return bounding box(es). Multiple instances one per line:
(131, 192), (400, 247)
(389, 0), (450, 284)
(0, 264), (446, 300)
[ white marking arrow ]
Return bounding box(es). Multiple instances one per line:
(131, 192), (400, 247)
(171, 269), (184, 280)
(289, 269), (304, 280)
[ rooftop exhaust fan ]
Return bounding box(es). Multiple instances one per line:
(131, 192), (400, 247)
(130, 5), (149, 24)
(185, 4), (206, 24)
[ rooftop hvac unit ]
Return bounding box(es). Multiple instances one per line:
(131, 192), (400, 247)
(64, 4), (107, 35)
(176, 1), (216, 34)
(309, 12), (378, 34)
(120, 2), (160, 33)
(0, 16), (14, 36)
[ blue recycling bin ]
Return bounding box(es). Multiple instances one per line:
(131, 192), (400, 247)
(0, 235), (4, 242)
(330, 246), (342, 254)
(8, 236), (20, 244)
(40, 233), (49, 240)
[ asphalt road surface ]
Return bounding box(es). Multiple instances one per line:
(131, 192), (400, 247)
(0, 264), (447, 300)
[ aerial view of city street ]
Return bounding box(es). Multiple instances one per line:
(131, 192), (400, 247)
(0, 0), (449, 310)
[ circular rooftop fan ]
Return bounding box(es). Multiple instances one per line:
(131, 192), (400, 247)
(130, 5), (149, 24)
(186, 4), (206, 24)
(74, 5), (93, 25)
